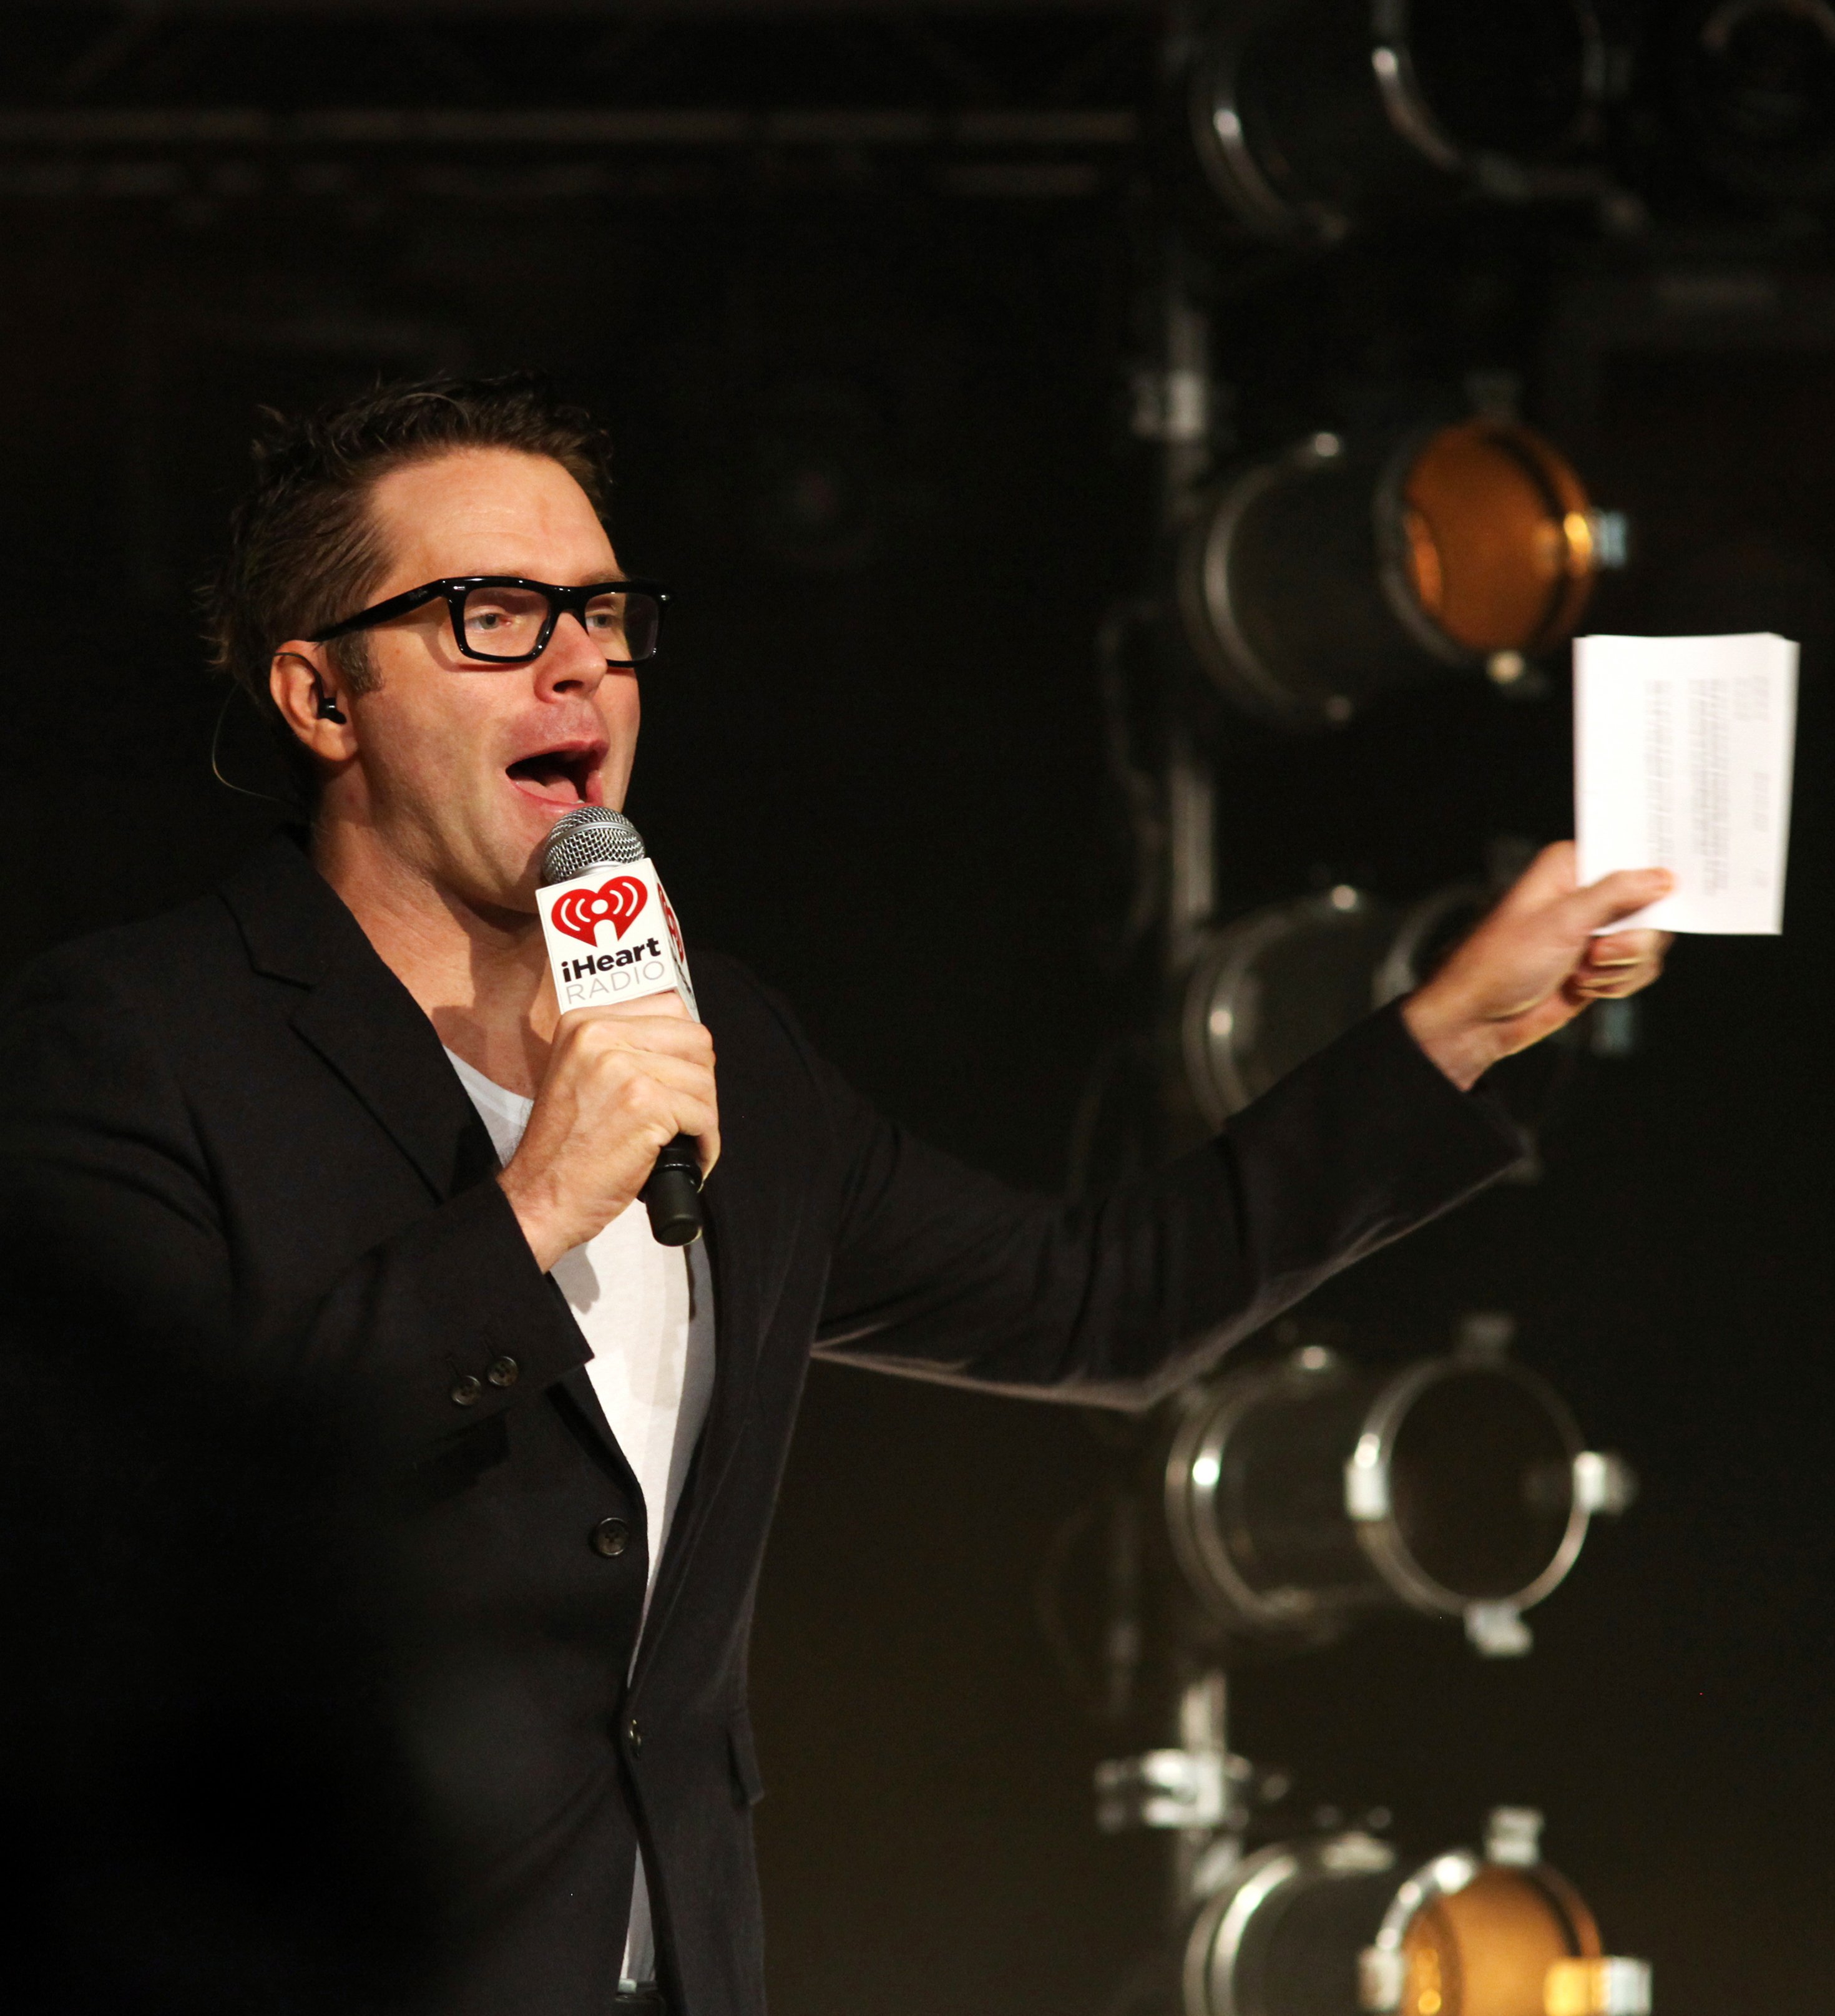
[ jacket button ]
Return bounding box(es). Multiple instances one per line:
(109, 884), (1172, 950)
(625, 1718), (643, 1754)
(590, 1517), (631, 1558)
(487, 1356), (519, 1389)
(450, 1374), (483, 1407)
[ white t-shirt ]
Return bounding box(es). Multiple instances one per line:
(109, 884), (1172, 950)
(446, 1050), (717, 1990)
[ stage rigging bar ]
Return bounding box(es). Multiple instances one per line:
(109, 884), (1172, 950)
(0, 107), (1138, 151)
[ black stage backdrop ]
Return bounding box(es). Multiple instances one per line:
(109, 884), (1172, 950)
(0, 161), (1828, 2015)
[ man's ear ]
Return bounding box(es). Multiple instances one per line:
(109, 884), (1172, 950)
(270, 644), (357, 762)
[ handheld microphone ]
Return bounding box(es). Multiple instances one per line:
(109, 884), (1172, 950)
(537, 806), (705, 1249)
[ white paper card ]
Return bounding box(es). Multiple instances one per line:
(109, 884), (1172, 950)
(536, 855), (698, 1016)
(1575, 632), (1798, 935)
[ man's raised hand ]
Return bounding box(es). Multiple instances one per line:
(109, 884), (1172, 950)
(1401, 843), (1673, 1092)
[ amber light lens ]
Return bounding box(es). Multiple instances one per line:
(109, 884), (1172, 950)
(1402, 1866), (1599, 2016)
(1399, 420), (1595, 654)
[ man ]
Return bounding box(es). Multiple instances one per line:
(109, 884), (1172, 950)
(0, 375), (1668, 2016)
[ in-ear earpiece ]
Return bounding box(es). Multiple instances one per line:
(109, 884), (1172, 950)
(316, 693), (348, 724)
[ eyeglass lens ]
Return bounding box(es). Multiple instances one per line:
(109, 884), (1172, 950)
(460, 584), (660, 663)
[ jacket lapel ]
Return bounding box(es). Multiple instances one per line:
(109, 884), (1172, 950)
(220, 834), (497, 1203)
(290, 967), (496, 1202)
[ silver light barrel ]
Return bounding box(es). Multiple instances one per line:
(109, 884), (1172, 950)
(1182, 881), (1492, 1127)
(1175, 432), (1438, 727)
(1183, 1835), (1399, 2016)
(1182, 888), (1399, 1124)
(541, 806), (647, 882)
(1165, 1343), (1624, 1649)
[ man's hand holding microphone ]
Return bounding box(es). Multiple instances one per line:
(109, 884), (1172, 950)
(496, 996), (719, 1275)
(496, 809), (720, 1273)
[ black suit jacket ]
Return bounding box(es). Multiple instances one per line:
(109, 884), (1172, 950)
(0, 836), (1522, 2016)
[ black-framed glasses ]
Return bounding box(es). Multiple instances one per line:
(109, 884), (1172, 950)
(309, 575), (667, 668)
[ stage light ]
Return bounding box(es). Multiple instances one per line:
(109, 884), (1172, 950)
(1182, 0), (1605, 240)
(1163, 1337), (1635, 1655)
(1671, 0), (1835, 204)
(1181, 1809), (1651, 2016)
(1174, 419), (1601, 730)
(1181, 881), (1487, 1123)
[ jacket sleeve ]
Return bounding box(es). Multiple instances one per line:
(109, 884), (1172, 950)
(0, 966), (586, 1458)
(811, 1000), (1526, 1406)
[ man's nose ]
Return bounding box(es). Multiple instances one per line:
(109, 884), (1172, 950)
(536, 613), (609, 695)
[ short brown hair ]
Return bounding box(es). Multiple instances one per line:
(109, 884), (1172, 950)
(204, 371), (614, 780)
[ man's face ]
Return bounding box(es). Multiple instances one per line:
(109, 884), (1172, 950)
(331, 446), (641, 915)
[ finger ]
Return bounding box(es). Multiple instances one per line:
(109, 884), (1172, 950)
(1555, 867), (1674, 937)
(1583, 928), (1670, 969)
(560, 989), (690, 1025)
(614, 1079), (722, 1155)
(598, 1050), (719, 1112)
(565, 1013), (715, 1064)
(1568, 952), (1664, 1000)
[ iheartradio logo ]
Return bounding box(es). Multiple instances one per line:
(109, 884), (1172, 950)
(537, 856), (697, 1018)
(550, 875), (648, 947)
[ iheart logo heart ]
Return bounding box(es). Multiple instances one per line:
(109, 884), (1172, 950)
(550, 876), (648, 946)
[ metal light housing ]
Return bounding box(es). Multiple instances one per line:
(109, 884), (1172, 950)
(1175, 420), (1599, 730)
(1164, 1341), (1635, 1655)
(1670, 0), (1835, 205)
(1182, 882), (1487, 1125)
(1184, 0), (1605, 241)
(1182, 1811), (1651, 2016)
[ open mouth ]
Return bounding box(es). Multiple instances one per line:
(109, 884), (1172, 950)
(506, 745), (605, 806)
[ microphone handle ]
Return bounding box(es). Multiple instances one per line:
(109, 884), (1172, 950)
(642, 1133), (705, 1247)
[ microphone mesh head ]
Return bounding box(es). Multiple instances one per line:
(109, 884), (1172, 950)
(541, 806), (646, 883)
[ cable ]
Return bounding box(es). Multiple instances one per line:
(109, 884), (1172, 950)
(209, 683), (301, 810)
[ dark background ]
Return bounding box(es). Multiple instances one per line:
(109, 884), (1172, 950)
(3, 5), (1831, 2012)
